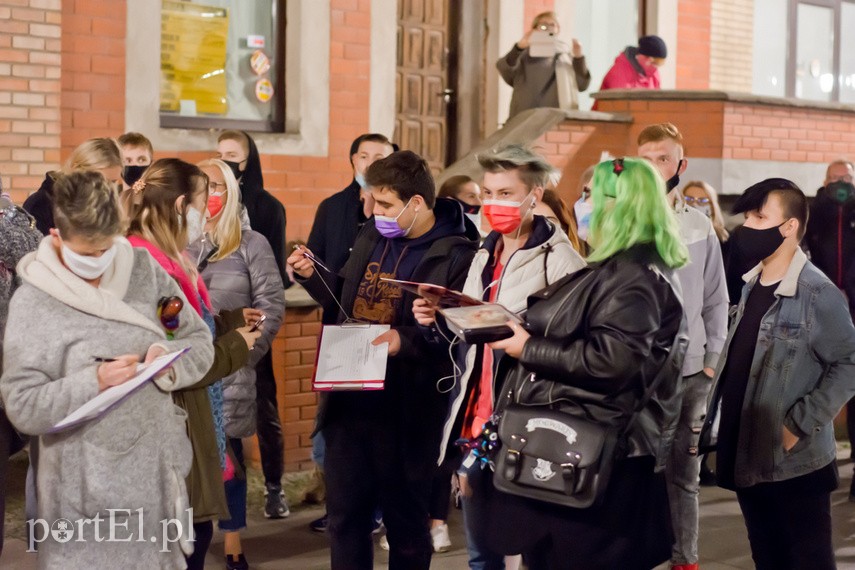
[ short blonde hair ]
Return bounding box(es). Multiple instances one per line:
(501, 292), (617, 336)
(52, 171), (125, 240)
(63, 138), (122, 173)
(637, 123), (684, 149)
(532, 11), (557, 28)
(197, 159), (242, 261)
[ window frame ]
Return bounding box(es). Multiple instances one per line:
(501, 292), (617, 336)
(784, 0), (850, 101)
(158, 0), (287, 133)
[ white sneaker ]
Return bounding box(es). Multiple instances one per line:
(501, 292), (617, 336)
(379, 533), (390, 551)
(430, 523), (452, 553)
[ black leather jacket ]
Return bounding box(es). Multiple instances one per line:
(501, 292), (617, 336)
(495, 244), (688, 470)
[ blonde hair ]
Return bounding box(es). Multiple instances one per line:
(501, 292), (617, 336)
(532, 11), (557, 28)
(63, 138), (122, 173)
(682, 180), (729, 242)
(52, 171), (125, 240)
(197, 159), (242, 261)
(217, 130), (250, 155)
(127, 158), (208, 280)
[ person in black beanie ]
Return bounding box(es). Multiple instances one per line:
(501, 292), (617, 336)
(217, 130), (290, 519)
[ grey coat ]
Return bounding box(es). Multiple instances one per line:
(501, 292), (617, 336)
(188, 228), (285, 438)
(1, 238), (214, 569)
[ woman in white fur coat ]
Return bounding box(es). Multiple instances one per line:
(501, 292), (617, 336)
(0, 171), (214, 569)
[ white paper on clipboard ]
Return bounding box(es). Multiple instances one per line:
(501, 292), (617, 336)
(50, 348), (190, 433)
(313, 324), (389, 390)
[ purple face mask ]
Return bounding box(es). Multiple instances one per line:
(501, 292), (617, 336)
(374, 198), (416, 238)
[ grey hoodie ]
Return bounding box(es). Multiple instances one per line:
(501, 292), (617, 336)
(670, 192), (728, 376)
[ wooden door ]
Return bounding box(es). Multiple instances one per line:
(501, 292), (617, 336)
(395, 0), (457, 174)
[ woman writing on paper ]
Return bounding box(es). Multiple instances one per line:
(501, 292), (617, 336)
(0, 171), (214, 568)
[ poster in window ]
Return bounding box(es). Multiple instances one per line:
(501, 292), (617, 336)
(160, 1), (229, 115)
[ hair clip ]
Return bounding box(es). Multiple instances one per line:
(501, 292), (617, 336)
(132, 179), (146, 194)
(612, 158), (625, 176)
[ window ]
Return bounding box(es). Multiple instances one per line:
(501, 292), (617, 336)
(159, 0), (285, 132)
(754, 0), (855, 103)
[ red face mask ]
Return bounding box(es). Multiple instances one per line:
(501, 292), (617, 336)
(482, 191), (535, 234)
(207, 194), (224, 219)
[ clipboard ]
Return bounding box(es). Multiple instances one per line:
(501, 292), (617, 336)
(50, 348), (190, 433)
(312, 324), (389, 391)
(379, 278), (483, 308)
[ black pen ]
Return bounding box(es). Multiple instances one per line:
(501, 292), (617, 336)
(293, 245), (332, 273)
(93, 357), (116, 363)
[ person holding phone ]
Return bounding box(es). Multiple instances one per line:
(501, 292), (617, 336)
(188, 158), (285, 570)
(497, 11), (591, 119)
(1, 171), (215, 568)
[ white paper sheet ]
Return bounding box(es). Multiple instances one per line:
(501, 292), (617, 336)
(313, 324), (390, 391)
(50, 348), (190, 432)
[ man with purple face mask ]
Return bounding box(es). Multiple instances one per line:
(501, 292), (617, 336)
(287, 150), (478, 570)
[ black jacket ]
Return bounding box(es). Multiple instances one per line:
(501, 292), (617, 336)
(495, 244), (688, 469)
(23, 173), (57, 235)
(237, 133), (290, 287)
(805, 186), (855, 293)
(306, 180), (366, 323)
(302, 198), (479, 473)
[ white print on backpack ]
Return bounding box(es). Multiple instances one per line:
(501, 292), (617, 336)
(525, 418), (578, 445)
(532, 458), (557, 482)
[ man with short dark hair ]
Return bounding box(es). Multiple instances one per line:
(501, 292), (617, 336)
(702, 178), (855, 570)
(288, 150), (478, 570)
(307, 133), (395, 324)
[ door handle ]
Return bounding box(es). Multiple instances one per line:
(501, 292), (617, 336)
(437, 88), (454, 103)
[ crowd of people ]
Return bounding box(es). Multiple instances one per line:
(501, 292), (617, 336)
(2, 10), (855, 570)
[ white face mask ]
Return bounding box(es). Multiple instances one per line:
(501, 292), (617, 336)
(185, 207), (205, 244)
(62, 242), (117, 280)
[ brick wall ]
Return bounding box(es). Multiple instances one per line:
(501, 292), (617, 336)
(59, 0), (126, 159)
(0, 0), (62, 203)
(675, 0), (712, 89)
(709, 0), (753, 92)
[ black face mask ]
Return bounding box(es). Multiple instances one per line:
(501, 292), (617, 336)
(122, 165), (148, 187)
(732, 221), (788, 268)
(826, 181), (855, 204)
(461, 203), (481, 215)
(222, 160), (243, 182)
(665, 159), (683, 192)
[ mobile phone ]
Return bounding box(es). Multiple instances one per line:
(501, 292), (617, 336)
(249, 314), (267, 332)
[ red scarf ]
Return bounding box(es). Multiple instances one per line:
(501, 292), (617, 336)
(127, 235), (211, 317)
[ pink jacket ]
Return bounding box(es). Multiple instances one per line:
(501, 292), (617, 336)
(594, 48), (661, 109)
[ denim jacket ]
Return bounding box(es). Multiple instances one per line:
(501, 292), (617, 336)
(700, 247), (855, 487)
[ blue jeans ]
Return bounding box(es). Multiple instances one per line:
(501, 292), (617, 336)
(666, 372), (711, 565)
(460, 458), (504, 570)
(219, 438), (247, 531)
(312, 430), (325, 470)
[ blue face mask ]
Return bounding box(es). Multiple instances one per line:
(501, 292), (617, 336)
(355, 173), (367, 188)
(574, 197), (593, 242)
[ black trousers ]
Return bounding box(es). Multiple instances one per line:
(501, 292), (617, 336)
(736, 484), (835, 570)
(429, 452), (457, 521)
(185, 521), (213, 570)
(0, 409), (25, 557)
(324, 418), (434, 570)
(255, 349), (284, 488)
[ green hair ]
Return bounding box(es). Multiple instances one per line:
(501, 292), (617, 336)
(587, 158), (688, 268)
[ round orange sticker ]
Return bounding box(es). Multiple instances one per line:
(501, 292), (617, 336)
(250, 50), (271, 75)
(255, 78), (274, 102)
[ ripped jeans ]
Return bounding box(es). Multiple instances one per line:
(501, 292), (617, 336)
(665, 371), (712, 565)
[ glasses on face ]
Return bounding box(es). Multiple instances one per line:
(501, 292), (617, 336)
(831, 176), (854, 184)
(684, 196), (710, 206)
(208, 181), (226, 193)
(537, 22), (557, 32)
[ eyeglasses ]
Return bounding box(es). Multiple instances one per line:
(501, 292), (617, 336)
(208, 181), (226, 192)
(684, 196), (711, 206)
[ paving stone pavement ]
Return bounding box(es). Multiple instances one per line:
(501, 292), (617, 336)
(4, 457), (855, 569)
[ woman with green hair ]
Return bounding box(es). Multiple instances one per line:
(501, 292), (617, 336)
(478, 157), (689, 569)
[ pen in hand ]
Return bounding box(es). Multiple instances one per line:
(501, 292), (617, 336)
(293, 244), (332, 273)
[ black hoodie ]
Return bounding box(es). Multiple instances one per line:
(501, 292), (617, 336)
(805, 185), (855, 290)
(23, 172), (58, 235)
(238, 132), (290, 287)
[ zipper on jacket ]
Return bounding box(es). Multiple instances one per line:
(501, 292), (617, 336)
(837, 205), (843, 287)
